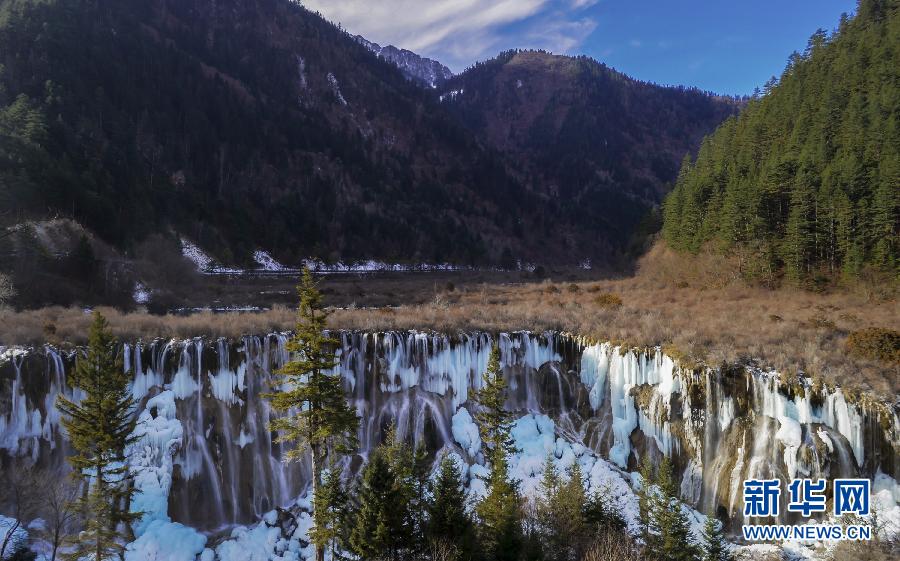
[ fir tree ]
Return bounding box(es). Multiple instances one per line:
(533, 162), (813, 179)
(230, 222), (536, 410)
(474, 342), (522, 561)
(310, 469), (349, 560)
(553, 462), (589, 561)
(56, 311), (138, 561)
(700, 515), (732, 561)
(474, 344), (515, 455)
(382, 426), (427, 555)
(349, 449), (412, 561)
(265, 268), (359, 561)
(583, 485), (626, 534)
(637, 454), (656, 548)
(427, 454), (476, 561)
(653, 458), (698, 561)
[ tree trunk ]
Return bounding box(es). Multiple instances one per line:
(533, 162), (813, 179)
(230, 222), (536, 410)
(96, 464), (103, 561)
(311, 444), (325, 561)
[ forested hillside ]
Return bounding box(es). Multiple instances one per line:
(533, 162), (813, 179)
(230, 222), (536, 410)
(0, 0), (542, 266)
(438, 50), (741, 251)
(0, 0), (739, 271)
(662, 0), (899, 285)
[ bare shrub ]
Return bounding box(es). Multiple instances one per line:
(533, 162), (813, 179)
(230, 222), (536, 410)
(37, 476), (81, 561)
(846, 327), (900, 364)
(0, 466), (41, 558)
(593, 293), (622, 309)
(581, 527), (647, 561)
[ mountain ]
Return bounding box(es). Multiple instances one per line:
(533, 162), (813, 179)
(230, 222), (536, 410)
(662, 0), (899, 285)
(0, 0), (543, 267)
(437, 50), (742, 244)
(0, 0), (736, 276)
(354, 35), (453, 88)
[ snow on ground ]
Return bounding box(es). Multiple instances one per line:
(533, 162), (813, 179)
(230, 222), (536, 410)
(133, 282), (151, 305)
(179, 238), (242, 274)
(253, 251), (286, 272)
(180, 239), (213, 271)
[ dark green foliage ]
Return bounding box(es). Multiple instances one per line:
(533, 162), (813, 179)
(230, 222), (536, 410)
(701, 515), (732, 561)
(311, 470), (351, 560)
(584, 487), (626, 534)
(427, 455), (476, 560)
(476, 450), (523, 561)
(56, 311), (138, 561)
(474, 344), (523, 561)
(349, 449), (415, 561)
(537, 456), (591, 561)
(663, 1), (900, 283)
(647, 457), (699, 561)
(474, 345), (515, 456)
(264, 269), (359, 561)
(637, 454), (656, 546)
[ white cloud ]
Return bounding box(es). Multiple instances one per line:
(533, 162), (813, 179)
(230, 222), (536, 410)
(302, 0), (598, 71)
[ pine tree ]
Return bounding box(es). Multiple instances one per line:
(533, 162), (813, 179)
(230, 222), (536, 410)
(584, 485), (626, 533)
(474, 344), (515, 455)
(265, 268), (359, 561)
(349, 449), (412, 561)
(700, 515), (732, 561)
(381, 426), (426, 555)
(474, 342), (522, 561)
(653, 458), (698, 561)
(56, 311), (138, 561)
(427, 454), (476, 561)
(554, 462), (589, 561)
(637, 454), (656, 548)
(476, 450), (523, 561)
(310, 469), (349, 560)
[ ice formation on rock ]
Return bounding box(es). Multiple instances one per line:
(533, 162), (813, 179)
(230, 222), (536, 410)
(0, 331), (897, 560)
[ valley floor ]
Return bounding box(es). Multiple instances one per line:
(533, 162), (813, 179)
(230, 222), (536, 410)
(2, 248), (897, 398)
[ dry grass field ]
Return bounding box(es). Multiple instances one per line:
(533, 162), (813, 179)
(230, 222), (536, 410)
(2, 244), (897, 397)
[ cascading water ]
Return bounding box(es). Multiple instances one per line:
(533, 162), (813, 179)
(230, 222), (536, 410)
(0, 332), (898, 536)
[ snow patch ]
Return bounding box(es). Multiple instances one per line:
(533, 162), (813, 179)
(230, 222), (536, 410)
(253, 251), (285, 272)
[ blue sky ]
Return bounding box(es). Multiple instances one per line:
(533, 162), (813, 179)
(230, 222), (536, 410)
(303, 0), (856, 96)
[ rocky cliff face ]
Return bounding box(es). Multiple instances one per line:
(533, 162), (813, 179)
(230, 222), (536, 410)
(354, 35), (453, 88)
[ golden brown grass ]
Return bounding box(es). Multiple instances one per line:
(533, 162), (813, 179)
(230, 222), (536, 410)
(2, 244), (897, 397)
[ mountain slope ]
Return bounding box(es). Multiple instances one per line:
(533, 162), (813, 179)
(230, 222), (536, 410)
(437, 50), (741, 247)
(0, 0), (550, 266)
(0, 0), (739, 272)
(354, 35), (453, 88)
(662, 0), (899, 284)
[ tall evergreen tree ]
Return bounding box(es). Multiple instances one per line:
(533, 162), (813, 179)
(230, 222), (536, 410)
(310, 469), (350, 560)
(637, 454), (657, 548)
(265, 268), (359, 561)
(349, 449), (412, 561)
(700, 515), (732, 561)
(56, 312), (138, 561)
(474, 343), (522, 561)
(474, 344), (515, 455)
(653, 457), (698, 561)
(427, 454), (476, 561)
